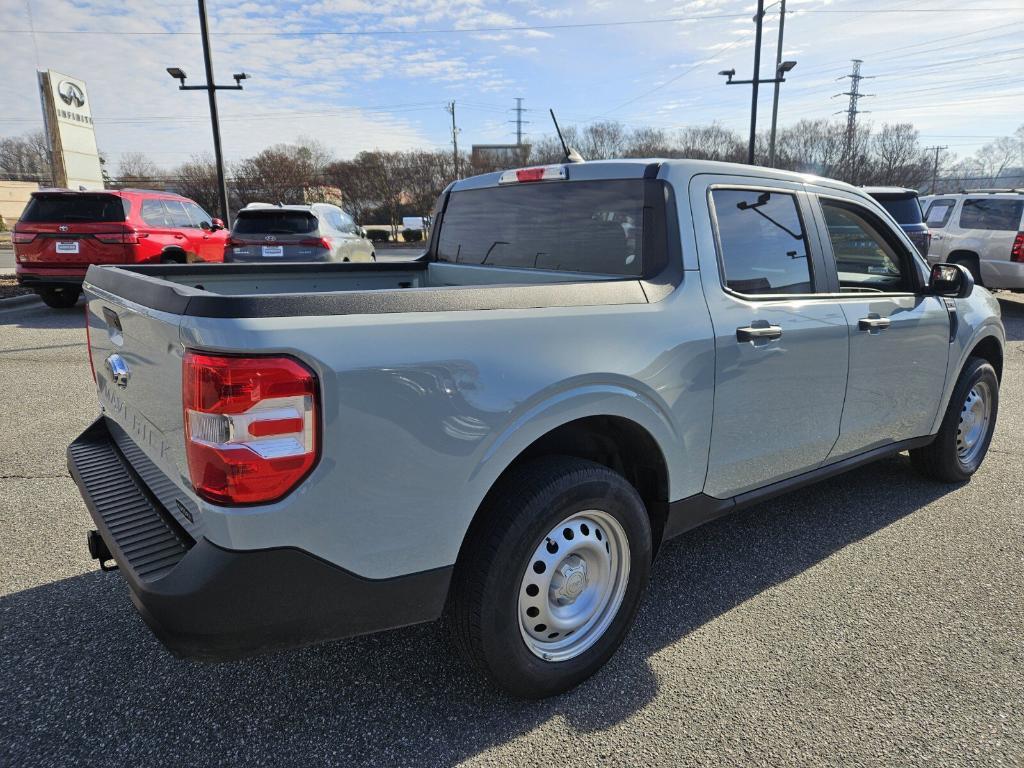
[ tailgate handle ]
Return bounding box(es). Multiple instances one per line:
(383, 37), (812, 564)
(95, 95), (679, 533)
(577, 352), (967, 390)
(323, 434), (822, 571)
(102, 306), (124, 346)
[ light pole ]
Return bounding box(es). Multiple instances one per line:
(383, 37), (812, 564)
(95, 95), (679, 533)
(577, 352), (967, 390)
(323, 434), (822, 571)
(166, 0), (248, 225)
(719, 0), (796, 166)
(768, 0), (790, 168)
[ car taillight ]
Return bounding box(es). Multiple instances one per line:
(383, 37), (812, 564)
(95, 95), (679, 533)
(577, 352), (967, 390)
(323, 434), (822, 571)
(299, 237), (331, 249)
(12, 231), (35, 244)
(498, 165), (568, 184)
(182, 352), (319, 505)
(95, 229), (141, 244)
(84, 304), (96, 383)
(1011, 232), (1024, 263)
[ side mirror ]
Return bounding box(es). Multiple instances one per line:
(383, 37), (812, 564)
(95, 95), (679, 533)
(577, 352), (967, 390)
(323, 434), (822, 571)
(200, 220), (212, 231)
(211, 218), (225, 231)
(928, 262), (974, 298)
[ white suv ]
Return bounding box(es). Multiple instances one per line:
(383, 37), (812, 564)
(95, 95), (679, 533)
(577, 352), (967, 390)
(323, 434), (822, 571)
(923, 190), (1024, 291)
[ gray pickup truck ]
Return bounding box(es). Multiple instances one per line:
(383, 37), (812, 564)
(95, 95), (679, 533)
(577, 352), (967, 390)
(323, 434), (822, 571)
(69, 159), (1005, 698)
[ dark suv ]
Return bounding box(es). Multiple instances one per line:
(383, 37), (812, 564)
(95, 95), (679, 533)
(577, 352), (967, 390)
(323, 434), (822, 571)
(864, 187), (929, 256)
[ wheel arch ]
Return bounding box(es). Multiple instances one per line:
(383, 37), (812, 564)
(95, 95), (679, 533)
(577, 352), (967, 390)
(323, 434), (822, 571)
(160, 246), (189, 264)
(968, 333), (1003, 381)
(453, 413), (674, 582)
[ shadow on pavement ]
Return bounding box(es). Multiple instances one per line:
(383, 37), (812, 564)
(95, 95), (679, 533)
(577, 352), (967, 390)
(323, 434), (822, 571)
(0, 454), (956, 766)
(0, 298), (84, 332)
(997, 295), (1024, 342)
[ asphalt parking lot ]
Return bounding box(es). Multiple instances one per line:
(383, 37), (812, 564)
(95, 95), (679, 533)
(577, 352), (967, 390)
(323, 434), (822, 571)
(0, 293), (1021, 767)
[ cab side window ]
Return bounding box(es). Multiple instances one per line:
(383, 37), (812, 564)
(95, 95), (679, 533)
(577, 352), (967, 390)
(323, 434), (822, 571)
(711, 189), (813, 295)
(140, 199), (168, 227)
(821, 200), (912, 293)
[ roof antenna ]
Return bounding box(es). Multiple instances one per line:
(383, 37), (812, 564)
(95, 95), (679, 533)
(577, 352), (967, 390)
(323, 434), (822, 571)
(549, 109), (585, 164)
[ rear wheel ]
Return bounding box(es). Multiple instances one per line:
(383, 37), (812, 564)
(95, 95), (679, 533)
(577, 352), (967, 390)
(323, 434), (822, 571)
(447, 457), (651, 698)
(911, 358), (998, 482)
(37, 287), (81, 309)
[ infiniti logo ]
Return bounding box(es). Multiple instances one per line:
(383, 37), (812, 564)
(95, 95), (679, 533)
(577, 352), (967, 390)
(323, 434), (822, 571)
(57, 80), (86, 108)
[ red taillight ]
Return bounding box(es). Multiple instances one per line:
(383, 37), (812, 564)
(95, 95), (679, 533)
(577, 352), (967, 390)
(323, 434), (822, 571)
(12, 231), (35, 244)
(182, 352), (319, 505)
(299, 237), (331, 249)
(95, 229), (140, 244)
(498, 165), (568, 184)
(1011, 232), (1024, 263)
(84, 304), (96, 383)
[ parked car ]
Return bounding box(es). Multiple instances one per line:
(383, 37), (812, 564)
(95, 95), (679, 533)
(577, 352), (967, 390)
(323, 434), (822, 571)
(226, 203), (375, 263)
(922, 190), (1024, 291)
(864, 186), (930, 256)
(13, 188), (227, 308)
(70, 160), (1004, 698)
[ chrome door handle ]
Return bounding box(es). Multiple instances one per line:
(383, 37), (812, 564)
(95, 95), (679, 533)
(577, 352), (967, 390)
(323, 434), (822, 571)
(858, 314), (891, 332)
(736, 323), (783, 342)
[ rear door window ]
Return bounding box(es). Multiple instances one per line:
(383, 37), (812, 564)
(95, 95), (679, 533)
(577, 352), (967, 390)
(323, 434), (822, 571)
(233, 211), (318, 235)
(711, 189), (813, 295)
(821, 200), (912, 293)
(437, 179), (647, 276)
(140, 199), (169, 227)
(924, 199), (956, 228)
(958, 198), (1024, 231)
(163, 200), (193, 228)
(20, 194), (127, 223)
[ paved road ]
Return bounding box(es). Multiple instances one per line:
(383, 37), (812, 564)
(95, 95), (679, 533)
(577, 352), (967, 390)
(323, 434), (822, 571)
(1, 295), (1022, 766)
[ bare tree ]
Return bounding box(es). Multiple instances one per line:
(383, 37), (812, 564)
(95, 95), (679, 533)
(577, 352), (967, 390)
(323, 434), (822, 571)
(675, 124), (745, 162)
(233, 139), (333, 205)
(863, 123), (929, 187)
(0, 130), (51, 182)
(578, 121), (628, 160)
(171, 155), (221, 215)
(115, 152), (162, 187)
(625, 127), (671, 158)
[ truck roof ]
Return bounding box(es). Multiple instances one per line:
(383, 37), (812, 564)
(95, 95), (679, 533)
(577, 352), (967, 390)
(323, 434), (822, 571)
(451, 158), (864, 197)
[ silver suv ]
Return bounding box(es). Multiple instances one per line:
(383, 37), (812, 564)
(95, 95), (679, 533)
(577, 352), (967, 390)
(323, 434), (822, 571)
(227, 202), (376, 263)
(923, 190), (1024, 291)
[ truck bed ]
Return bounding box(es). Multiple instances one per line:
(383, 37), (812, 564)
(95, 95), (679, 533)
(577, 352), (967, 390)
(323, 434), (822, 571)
(84, 259), (657, 318)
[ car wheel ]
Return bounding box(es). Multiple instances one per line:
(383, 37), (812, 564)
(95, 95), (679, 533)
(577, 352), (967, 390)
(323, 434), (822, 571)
(37, 288), (81, 309)
(910, 357), (998, 482)
(447, 457), (651, 698)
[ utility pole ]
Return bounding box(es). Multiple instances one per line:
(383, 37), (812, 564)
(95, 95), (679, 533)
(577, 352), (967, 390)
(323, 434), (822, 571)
(767, 0), (787, 167)
(166, 0), (248, 225)
(834, 59), (873, 185)
(446, 101), (460, 179)
(510, 97), (530, 146)
(924, 145), (948, 194)
(719, 0), (796, 167)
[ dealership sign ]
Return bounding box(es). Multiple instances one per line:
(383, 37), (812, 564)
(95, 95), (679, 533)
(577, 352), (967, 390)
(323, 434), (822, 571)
(38, 70), (104, 190)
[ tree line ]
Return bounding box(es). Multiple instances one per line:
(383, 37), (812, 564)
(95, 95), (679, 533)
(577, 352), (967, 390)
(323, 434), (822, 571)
(2, 120), (1022, 227)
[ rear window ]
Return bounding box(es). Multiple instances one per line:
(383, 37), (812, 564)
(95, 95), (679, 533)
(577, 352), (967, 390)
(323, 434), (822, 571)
(958, 198), (1024, 231)
(436, 180), (650, 276)
(233, 210), (318, 235)
(872, 195), (923, 225)
(20, 194), (127, 223)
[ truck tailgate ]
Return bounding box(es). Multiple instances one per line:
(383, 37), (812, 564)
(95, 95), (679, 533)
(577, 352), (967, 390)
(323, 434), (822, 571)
(84, 283), (200, 530)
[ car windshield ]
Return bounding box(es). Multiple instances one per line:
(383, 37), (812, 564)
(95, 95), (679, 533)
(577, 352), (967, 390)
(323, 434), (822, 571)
(20, 194), (127, 223)
(873, 195), (923, 225)
(233, 210), (318, 235)
(437, 179), (647, 276)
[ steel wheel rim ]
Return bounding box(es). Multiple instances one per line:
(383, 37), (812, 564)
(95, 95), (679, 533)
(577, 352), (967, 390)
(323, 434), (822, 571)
(517, 509), (630, 663)
(957, 380), (992, 465)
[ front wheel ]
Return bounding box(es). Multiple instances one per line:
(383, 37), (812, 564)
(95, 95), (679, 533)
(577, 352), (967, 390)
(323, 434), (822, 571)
(911, 357), (998, 482)
(447, 457), (651, 698)
(37, 287), (81, 309)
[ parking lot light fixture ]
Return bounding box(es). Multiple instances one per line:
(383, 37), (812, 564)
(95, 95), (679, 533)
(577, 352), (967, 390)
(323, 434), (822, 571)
(166, 67), (187, 86)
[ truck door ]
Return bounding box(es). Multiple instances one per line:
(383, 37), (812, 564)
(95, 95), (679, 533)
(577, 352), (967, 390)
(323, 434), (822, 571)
(690, 177), (850, 498)
(809, 191), (950, 459)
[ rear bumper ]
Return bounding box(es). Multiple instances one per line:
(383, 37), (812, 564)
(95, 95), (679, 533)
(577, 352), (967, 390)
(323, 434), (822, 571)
(15, 263), (88, 290)
(67, 417), (452, 660)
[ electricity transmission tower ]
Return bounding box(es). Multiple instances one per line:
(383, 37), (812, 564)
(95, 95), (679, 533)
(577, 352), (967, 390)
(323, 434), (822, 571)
(834, 59), (873, 184)
(509, 97), (530, 146)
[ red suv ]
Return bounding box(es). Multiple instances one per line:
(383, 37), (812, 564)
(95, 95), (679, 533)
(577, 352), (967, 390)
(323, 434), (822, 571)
(13, 188), (228, 308)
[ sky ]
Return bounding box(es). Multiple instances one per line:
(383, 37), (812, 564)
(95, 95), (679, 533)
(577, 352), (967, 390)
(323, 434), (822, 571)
(2, 0), (1022, 175)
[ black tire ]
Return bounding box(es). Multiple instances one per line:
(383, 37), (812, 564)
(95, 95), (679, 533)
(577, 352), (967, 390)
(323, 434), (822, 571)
(910, 358), (998, 482)
(37, 287), (81, 309)
(447, 457), (652, 698)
